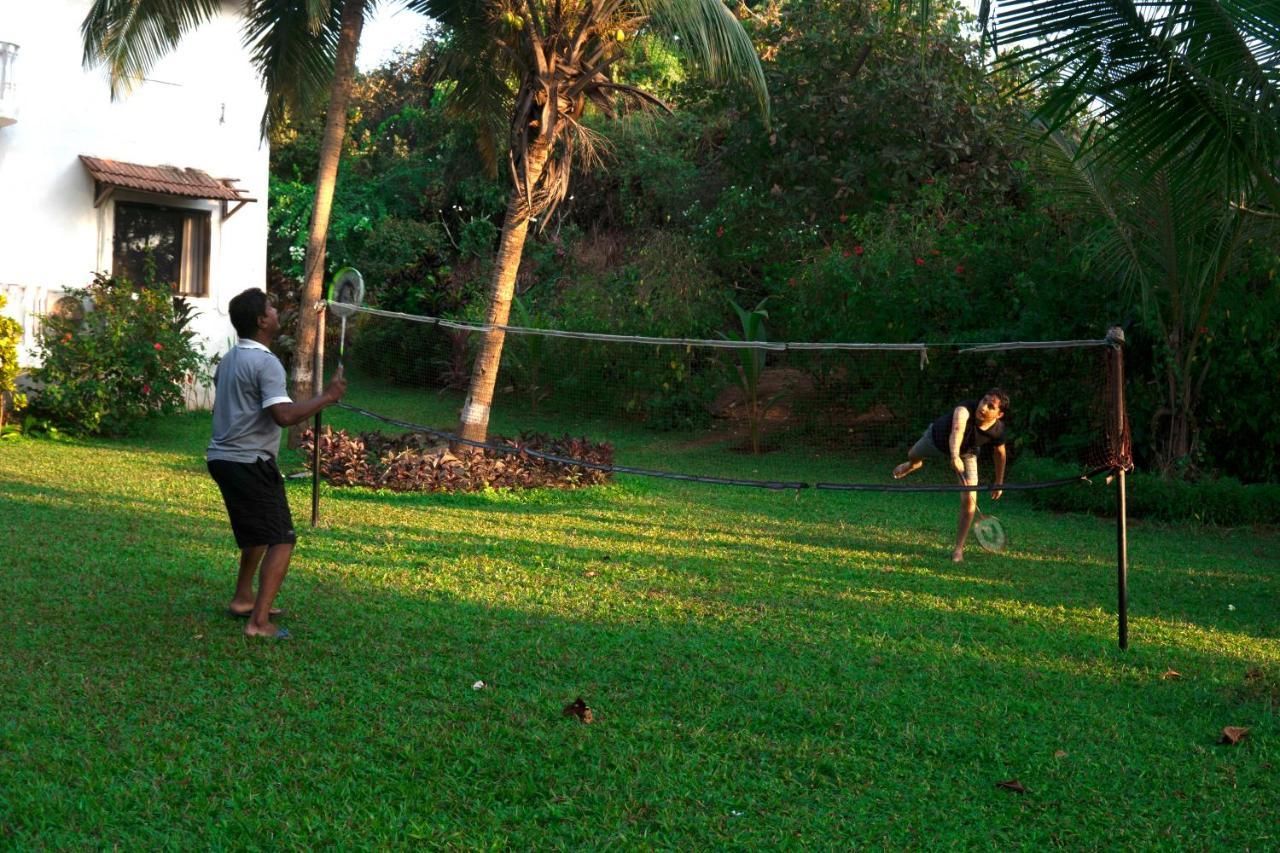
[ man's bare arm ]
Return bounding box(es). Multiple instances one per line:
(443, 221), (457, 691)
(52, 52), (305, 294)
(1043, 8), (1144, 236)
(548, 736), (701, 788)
(269, 366), (347, 427)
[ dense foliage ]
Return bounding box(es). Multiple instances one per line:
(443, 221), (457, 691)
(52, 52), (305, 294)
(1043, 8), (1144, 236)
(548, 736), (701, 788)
(0, 292), (25, 432)
(267, 1), (1279, 484)
(30, 275), (207, 436)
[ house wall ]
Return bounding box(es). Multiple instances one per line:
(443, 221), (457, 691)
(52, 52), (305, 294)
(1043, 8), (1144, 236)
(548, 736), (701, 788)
(0, 0), (270, 399)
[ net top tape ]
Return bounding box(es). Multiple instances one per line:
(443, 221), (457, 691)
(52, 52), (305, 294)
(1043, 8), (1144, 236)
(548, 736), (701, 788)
(328, 303), (1116, 354)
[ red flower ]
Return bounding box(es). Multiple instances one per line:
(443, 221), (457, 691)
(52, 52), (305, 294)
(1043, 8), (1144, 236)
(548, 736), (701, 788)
(787, 277), (797, 287)
(154, 342), (164, 351)
(62, 333), (72, 343)
(1198, 326), (1209, 335)
(930, 249), (941, 256)
(915, 258), (925, 266)
(854, 245), (864, 256)
(923, 178), (935, 185)
(955, 264), (965, 275)
(715, 226), (725, 238)
(142, 384), (151, 395)
(842, 250), (851, 258)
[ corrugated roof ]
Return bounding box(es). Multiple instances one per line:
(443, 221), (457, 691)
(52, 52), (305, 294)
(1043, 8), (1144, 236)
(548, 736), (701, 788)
(79, 155), (254, 202)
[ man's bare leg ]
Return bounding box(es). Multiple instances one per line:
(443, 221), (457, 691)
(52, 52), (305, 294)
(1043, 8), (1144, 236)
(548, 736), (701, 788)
(954, 492), (977, 562)
(244, 543), (293, 637)
(230, 546), (266, 613)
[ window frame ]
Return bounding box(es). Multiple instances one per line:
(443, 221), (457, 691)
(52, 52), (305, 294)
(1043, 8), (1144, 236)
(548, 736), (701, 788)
(106, 196), (214, 298)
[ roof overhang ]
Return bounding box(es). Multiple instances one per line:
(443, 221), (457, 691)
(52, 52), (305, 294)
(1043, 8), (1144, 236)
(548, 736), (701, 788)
(79, 155), (258, 219)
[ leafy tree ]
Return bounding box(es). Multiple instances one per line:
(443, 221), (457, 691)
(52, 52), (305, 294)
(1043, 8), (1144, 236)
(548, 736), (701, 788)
(421, 0), (770, 442)
(986, 0), (1280, 471)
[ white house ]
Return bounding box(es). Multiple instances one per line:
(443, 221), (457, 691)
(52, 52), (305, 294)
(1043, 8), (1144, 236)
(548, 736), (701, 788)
(0, 0), (270, 405)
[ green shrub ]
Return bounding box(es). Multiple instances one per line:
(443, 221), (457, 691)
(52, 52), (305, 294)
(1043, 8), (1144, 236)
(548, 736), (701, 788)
(30, 274), (208, 436)
(0, 292), (26, 432)
(1014, 454), (1280, 527)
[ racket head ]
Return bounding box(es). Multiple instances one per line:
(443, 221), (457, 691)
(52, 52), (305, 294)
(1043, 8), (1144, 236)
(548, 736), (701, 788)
(330, 268), (365, 318)
(973, 513), (1007, 552)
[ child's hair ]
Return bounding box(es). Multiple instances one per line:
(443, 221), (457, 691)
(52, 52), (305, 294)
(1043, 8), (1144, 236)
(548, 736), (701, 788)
(229, 288), (269, 339)
(986, 387), (1010, 416)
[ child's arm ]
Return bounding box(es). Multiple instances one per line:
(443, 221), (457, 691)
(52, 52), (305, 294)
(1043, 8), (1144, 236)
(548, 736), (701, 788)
(991, 444), (1006, 500)
(948, 405), (969, 474)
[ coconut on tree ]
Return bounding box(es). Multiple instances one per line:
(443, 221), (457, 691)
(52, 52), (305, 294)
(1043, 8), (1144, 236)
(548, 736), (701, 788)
(419, 0), (769, 443)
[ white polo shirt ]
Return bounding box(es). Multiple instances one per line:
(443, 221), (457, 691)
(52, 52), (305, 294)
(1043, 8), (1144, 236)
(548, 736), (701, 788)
(206, 339), (293, 463)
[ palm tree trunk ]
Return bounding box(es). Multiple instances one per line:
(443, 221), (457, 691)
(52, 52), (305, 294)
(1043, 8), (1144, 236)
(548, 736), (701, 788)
(287, 0), (365, 447)
(458, 140), (552, 444)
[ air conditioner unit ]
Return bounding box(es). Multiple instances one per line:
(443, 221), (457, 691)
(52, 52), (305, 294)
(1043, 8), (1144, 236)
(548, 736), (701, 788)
(0, 42), (18, 128)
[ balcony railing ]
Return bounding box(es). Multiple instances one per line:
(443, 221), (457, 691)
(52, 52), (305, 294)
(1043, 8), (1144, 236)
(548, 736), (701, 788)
(0, 41), (18, 128)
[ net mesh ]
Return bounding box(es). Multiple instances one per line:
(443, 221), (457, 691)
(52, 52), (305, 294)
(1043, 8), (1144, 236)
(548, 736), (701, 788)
(318, 305), (1132, 491)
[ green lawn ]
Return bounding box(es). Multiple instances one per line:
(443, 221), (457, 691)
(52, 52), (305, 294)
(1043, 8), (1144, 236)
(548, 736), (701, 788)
(1, 403), (1276, 847)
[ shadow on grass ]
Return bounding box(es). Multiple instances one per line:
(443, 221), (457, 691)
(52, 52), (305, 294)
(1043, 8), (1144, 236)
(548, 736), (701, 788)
(2, 467), (1277, 847)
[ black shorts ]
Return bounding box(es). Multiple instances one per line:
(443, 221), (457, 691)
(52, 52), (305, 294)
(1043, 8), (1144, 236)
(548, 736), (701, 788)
(207, 458), (298, 549)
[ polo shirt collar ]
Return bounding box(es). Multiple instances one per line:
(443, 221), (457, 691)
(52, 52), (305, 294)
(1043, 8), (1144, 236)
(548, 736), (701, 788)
(235, 338), (272, 353)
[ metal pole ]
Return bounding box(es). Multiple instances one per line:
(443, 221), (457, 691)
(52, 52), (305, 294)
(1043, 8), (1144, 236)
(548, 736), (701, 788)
(1107, 326), (1130, 650)
(310, 301), (326, 527)
(1117, 466), (1128, 650)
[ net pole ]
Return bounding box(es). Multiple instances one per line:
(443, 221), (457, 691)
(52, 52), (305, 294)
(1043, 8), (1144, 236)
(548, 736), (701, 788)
(1108, 326), (1129, 650)
(310, 301), (326, 528)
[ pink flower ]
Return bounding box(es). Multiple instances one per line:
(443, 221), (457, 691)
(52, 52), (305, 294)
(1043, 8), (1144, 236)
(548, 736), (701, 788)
(915, 258), (925, 266)
(154, 342), (164, 351)
(854, 245), (864, 256)
(715, 226), (725, 238)
(842, 250), (851, 258)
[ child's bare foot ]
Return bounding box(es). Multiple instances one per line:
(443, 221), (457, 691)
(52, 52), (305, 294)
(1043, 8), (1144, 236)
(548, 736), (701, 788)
(951, 549), (965, 563)
(893, 461), (920, 479)
(244, 622), (290, 640)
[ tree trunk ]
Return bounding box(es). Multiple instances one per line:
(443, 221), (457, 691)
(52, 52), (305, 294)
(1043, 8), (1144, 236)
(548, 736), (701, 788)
(287, 0), (365, 448)
(458, 141), (552, 444)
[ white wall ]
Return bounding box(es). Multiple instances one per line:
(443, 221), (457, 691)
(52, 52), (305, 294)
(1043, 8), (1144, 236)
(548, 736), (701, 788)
(0, 0), (269, 380)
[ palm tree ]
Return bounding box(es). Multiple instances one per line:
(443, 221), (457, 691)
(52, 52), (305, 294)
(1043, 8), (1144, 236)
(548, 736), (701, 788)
(419, 0), (768, 443)
(82, 0), (377, 443)
(978, 1), (1280, 469)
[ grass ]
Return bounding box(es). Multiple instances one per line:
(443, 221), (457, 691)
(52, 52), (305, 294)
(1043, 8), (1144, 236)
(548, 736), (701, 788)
(1, 392), (1277, 847)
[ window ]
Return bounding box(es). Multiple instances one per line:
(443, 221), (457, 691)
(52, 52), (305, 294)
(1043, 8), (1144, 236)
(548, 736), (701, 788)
(112, 202), (210, 296)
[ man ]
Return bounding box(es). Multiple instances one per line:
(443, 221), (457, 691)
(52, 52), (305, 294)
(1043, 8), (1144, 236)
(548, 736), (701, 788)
(891, 389), (1009, 562)
(207, 288), (347, 639)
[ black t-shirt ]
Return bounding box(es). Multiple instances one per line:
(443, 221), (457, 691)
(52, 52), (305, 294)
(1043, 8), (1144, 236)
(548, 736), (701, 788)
(930, 399), (1006, 456)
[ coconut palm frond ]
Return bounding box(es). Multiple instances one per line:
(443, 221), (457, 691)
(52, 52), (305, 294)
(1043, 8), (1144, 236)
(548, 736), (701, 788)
(640, 0), (769, 122)
(81, 0), (223, 97)
(242, 0), (346, 132)
(992, 0), (1280, 210)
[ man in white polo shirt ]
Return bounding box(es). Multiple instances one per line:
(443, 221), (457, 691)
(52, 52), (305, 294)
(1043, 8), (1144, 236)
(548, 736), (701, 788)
(207, 288), (346, 639)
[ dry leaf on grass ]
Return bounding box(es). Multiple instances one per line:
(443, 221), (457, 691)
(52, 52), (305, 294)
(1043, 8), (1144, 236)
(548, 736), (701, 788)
(563, 697), (594, 724)
(1054, 750), (1068, 759)
(1219, 726), (1250, 745)
(995, 779), (1027, 794)
(1161, 670), (1182, 680)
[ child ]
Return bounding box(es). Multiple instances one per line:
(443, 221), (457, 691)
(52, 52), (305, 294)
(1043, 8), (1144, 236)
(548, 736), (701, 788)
(892, 389), (1009, 562)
